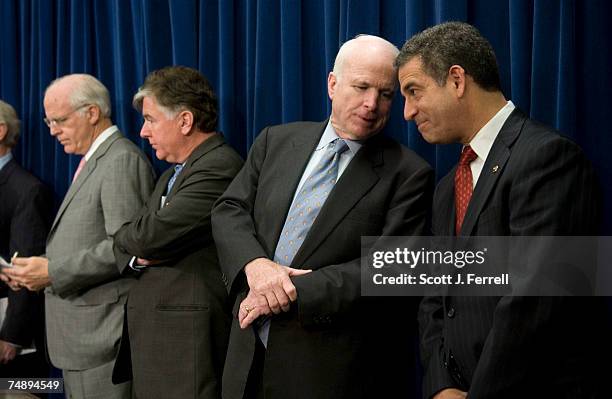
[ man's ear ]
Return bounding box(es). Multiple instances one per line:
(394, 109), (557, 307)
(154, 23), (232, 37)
(178, 110), (194, 135)
(86, 105), (101, 125)
(447, 65), (466, 97)
(327, 72), (337, 101)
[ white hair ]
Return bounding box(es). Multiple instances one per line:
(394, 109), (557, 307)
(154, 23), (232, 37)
(46, 74), (112, 118)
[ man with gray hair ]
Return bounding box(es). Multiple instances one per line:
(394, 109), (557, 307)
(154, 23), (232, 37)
(0, 99), (50, 378)
(110, 66), (243, 399)
(4, 74), (154, 398)
(212, 35), (433, 398)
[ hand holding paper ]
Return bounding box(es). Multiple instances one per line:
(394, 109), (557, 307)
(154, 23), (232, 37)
(2, 256), (51, 291)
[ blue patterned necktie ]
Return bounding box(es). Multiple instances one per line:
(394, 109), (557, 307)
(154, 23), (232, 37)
(274, 138), (349, 266)
(166, 164), (184, 195)
(257, 138), (349, 346)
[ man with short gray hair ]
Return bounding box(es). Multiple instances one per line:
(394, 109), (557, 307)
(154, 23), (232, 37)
(3, 74), (155, 398)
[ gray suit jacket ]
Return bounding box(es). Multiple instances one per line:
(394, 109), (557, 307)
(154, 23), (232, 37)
(45, 130), (154, 370)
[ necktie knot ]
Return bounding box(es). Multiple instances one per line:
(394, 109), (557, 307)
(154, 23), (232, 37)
(459, 146), (477, 166)
(331, 138), (349, 155)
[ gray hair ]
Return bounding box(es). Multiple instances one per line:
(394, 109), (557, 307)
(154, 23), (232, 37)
(133, 66), (218, 132)
(0, 100), (21, 148)
(46, 74), (112, 118)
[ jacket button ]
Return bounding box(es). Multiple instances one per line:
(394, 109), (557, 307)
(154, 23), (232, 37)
(447, 307), (455, 318)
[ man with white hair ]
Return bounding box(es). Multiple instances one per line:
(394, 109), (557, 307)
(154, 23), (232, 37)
(212, 35), (433, 398)
(4, 74), (154, 398)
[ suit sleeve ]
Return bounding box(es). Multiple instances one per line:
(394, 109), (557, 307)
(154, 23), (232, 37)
(48, 151), (155, 297)
(114, 149), (243, 265)
(292, 161), (434, 327)
(1, 181), (51, 346)
(212, 129), (273, 296)
(467, 136), (600, 398)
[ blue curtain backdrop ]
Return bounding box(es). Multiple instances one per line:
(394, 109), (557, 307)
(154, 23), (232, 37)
(1, 0), (611, 232)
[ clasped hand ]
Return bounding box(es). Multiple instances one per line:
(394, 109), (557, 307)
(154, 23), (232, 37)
(238, 258), (311, 329)
(0, 256), (51, 291)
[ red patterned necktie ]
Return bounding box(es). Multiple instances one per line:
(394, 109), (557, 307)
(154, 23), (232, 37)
(454, 146), (478, 234)
(72, 157), (87, 183)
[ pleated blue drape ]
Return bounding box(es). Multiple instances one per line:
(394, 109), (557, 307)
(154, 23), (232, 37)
(1, 0), (611, 231)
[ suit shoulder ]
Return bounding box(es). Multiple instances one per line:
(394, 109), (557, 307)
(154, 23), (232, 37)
(260, 121), (324, 142)
(267, 121), (323, 135)
(196, 140), (244, 173)
(106, 135), (152, 164)
(516, 119), (587, 160)
(7, 162), (47, 193)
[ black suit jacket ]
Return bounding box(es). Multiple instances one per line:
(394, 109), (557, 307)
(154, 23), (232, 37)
(420, 109), (607, 398)
(212, 121), (434, 399)
(0, 159), (51, 349)
(112, 134), (243, 399)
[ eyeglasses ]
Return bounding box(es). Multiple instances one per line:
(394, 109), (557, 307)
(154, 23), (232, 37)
(43, 104), (90, 128)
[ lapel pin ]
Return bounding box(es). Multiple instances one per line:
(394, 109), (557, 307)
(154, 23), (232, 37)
(492, 165), (499, 173)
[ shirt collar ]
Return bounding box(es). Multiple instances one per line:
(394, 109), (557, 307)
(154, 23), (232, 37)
(318, 119), (362, 155)
(84, 125), (118, 161)
(0, 151), (13, 172)
(468, 101), (515, 161)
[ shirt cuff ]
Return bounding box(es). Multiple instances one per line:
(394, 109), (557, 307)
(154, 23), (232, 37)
(128, 256), (147, 272)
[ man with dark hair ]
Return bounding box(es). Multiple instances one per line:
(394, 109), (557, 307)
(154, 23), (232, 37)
(4, 74), (155, 398)
(397, 21), (605, 399)
(212, 35), (433, 399)
(0, 99), (50, 379)
(111, 66), (243, 399)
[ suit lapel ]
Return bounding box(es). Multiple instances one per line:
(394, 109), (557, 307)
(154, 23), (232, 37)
(0, 159), (16, 186)
(434, 172), (456, 236)
(49, 132), (122, 238)
(459, 109), (526, 236)
(153, 169), (172, 209)
(268, 122), (327, 252)
(291, 135), (382, 267)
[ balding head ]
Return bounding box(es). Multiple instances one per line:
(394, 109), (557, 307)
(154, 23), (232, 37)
(332, 35), (399, 81)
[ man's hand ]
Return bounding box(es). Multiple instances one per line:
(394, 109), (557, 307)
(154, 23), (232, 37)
(2, 256), (51, 291)
(0, 273), (22, 291)
(244, 258), (311, 314)
(433, 388), (468, 399)
(238, 289), (273, 329)
(0, 340), (18, 364)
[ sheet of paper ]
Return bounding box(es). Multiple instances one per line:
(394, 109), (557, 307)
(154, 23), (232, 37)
(0, 256), (13, 268)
